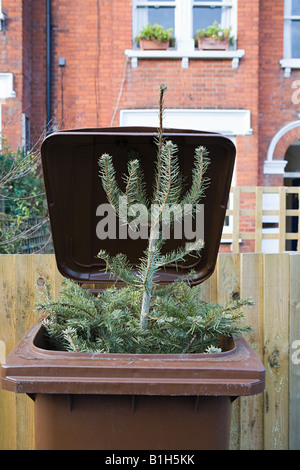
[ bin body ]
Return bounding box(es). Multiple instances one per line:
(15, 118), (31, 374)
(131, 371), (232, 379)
(1, 322), (265, 450)
(34, 394), (232, 450)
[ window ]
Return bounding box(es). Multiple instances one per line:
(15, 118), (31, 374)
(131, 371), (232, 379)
(284, 0), (300, 58)
(134, 0), (176, 40)
(0, 73), (16, 150)
(192, 0), (234, 36)
(22, 114), (31, 153)
(133, 0), (237, 51)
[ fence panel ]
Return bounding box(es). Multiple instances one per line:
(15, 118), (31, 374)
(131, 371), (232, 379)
(289, 253), (300, 450)
(222, 186), (300, 252)
(239, 253), (264, 450)
(0, 253), (299, 450)
(263, 254), (289, 450)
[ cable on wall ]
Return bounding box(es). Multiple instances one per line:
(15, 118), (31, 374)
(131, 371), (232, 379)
(111, 56), (129, 126)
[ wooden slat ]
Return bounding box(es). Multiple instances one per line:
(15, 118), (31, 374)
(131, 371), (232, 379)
(232, 187), (240, 253)
(217, 254), (241, 449)
(255, 187), (263, 252)
(34, 253), (57, 305)
(240, 253), (264, 449)
(14, 255), (35, 450)
(200, 259), (218, 304)
(289, 253), (300, 450)
(279, 187), (286, 252)
(0, 255), (16, 450)
(263, 253), (289, 450)
(286, 209), (300, 216)
(286, 187), (300, 193)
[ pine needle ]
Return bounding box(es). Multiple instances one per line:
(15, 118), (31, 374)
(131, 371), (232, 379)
(37, 278), (252, 354)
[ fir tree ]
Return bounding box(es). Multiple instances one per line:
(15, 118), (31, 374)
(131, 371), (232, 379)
(38, 277), (252, 354)
(37, 84), (253, 354)
(98, 84), (210, 332)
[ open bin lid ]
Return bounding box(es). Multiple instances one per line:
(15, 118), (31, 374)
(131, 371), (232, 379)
(41, 127), (235, 287)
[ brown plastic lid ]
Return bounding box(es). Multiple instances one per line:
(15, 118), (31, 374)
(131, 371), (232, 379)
(41, 127), (235, 286)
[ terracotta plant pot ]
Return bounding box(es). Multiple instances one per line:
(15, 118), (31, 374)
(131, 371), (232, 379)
(139, 39), (170, 50)
(1, 322), (265, 450)
(198, 37), (230, 51)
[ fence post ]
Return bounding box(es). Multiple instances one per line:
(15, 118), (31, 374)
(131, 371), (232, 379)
(232, 187), (240, 253)
(255, 187), (263, 252)
(279, 187), (286, 252)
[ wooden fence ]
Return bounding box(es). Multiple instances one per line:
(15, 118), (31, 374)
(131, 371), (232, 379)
(221, 186), (300, 252)
(0, 253), (299, 450)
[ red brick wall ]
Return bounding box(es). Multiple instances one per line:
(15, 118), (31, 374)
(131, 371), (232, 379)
(45, 0), (132, 130)
(258, 0), (300, 186)
(26, 0), (262, 173)
(2, 0), (300, 192)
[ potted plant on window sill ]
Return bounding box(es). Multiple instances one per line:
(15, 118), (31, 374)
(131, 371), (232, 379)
(1, 85), (265, 450)
(195, 21), (232, 51)
(136, 23), (173, 50)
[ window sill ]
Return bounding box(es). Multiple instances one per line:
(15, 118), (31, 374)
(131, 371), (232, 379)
(280, 58), (300, 77)
(125, 48), (245, 69)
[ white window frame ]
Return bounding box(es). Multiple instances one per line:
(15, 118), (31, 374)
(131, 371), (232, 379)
(281, 0), (300, 77)
(284, 0), (300, 59)
(119, 108), (252, 135)
(0, 73), (16, 150)
(133, 0), (237, 53)
(0, 73), (16, 99)
(0, 0), (4, 31)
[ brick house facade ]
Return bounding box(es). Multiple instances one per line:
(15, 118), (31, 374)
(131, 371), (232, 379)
(0, 0), (300, 251)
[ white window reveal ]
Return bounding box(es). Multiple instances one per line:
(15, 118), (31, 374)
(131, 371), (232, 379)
(0, 73), (16, 99)
(0, 0), (5, 31)
(0, 73), (16, 149)
(119, 108), (252, 136)
(128, 0), (243, 68)
(280, 0), (300, 77)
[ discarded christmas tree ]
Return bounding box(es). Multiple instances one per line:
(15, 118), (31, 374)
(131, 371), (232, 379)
(38, 84), (252, 354)
(98, 84), (210, 332)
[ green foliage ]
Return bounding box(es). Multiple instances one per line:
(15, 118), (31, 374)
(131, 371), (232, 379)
(37, 84), (253, 354)
(195, 21), (232, 42)
(0, 140), (48, 253)
(136, 23), (173, 43)
(98, 84), (210, 331)
(38, 278), (252, 354)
